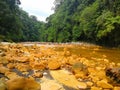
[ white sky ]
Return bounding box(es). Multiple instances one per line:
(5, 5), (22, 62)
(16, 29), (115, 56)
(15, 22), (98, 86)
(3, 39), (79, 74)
(20, 0), (55, 21)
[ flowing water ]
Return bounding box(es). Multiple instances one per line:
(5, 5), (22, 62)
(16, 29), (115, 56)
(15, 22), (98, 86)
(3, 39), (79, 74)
(54, 44), (120, 63)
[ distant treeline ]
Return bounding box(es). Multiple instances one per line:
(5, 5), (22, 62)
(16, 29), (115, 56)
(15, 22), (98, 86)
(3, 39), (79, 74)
(0, 0), (44, 42)
(0, 0), (120, 47)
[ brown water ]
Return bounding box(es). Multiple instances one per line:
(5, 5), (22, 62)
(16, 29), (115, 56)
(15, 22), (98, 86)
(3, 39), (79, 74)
(55, 44), (120, 63)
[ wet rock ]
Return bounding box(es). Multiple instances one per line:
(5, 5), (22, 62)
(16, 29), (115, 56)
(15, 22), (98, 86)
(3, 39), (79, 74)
(48, 60), (61, 70)
(72, 62), (87, 73)
(63, 48), (71, 57)
(97, 80), (113, 89)
(6, 77), (41, 90)
(106, 67), (120, 83)
(72, 62), (88, 79)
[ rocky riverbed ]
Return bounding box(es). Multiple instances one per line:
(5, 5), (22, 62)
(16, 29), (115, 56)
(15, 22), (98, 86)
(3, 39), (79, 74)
(0, 42), (120, 90)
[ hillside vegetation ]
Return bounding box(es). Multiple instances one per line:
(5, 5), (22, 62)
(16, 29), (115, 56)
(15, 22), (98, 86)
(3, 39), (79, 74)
(0, 0), (120, 47)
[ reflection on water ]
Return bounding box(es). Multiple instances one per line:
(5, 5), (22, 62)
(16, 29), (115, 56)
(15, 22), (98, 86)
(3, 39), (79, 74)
(55, 44), (120, 63)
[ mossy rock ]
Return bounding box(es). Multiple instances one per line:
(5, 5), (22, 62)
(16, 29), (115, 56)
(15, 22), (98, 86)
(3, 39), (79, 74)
(72, 62), (88, 75)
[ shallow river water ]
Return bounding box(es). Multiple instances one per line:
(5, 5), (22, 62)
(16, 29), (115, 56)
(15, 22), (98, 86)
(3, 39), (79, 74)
(54, 44), (120, 63)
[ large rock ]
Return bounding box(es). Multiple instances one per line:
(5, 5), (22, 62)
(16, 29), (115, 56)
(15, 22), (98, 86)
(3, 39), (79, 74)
(50, 70), (87, 89)
(41, 77), (65, 90)
(48, 60), (61, 70)
(6, 77), (41, 90)
(106, 67), (120, 83)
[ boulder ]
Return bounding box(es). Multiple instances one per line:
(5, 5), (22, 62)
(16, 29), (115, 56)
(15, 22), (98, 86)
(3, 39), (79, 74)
(6, 77), (41, 90)
(48, 60), (61, 70)
(106, 67), (120, 83)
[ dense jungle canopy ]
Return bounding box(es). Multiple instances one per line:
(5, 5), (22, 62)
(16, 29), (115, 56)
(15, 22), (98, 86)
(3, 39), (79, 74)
(0, 0), (120, 47)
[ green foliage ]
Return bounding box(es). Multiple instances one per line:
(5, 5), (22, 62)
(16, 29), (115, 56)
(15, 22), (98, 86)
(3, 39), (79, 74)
(0, 0), (45, 42)
(44, 0), (120, 46)
(0, 0), (120, 46)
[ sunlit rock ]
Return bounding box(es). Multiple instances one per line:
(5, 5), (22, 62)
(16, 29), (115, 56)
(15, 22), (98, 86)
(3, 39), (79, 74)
(50, 70), (87, 89)
(91, 86), (101, 90)
(86, 81), (93, 87)
(77, 82), (87, 89)
(41, 77), (65, 90)
(48, 60), (61, 70)
(97, 80), (113, 89)
(114, 87), (120, 90)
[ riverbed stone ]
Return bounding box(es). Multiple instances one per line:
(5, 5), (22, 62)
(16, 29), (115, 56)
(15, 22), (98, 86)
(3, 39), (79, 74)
(32, 72), (43, 78)
(41, 77), (65, 90)
(91, 86), (101, 90)
(86, 81), (93, 87)
(48, 60), (61, 70)
(0, 79), (7, 90)
(97, 80), (113, 89)
(0, 66), (9, 73)
(50, 69), (87, 89)
(6, 77), (41, 90)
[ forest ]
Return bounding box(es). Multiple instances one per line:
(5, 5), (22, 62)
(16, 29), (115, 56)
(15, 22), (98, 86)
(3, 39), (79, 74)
(0, 0), (120, 47)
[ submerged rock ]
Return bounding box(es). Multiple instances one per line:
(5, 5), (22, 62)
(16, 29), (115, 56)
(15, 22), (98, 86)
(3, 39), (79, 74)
(106, 67), (120, 83)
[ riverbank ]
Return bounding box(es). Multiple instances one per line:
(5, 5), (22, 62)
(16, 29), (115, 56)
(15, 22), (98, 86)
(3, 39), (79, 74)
(0, 43), (120, 90)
